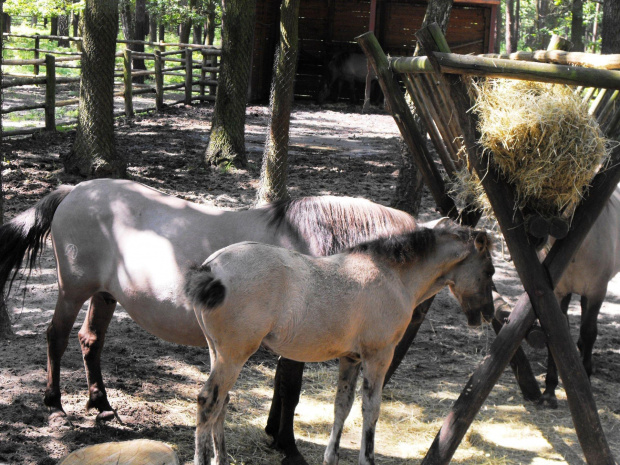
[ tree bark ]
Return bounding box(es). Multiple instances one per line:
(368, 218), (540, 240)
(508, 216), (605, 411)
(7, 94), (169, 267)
(0, 0), (12, 340)
(64, 0), (125, 178)
(505, 0), (516, 53)
(571, 0), (584, 52)
(50, 16), (58, 36)
(602, 0), (620, 54)
(391, 0), (452, 216)
(205, 0), (257, 168)
(256, 0), (300, 204)
(57, 14), (70, 47)
(494, 1), (502, 53)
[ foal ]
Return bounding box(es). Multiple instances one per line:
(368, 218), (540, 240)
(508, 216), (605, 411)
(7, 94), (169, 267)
(185, 225), (495, 465)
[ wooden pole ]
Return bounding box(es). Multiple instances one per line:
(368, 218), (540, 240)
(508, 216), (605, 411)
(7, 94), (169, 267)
(389, 53), (620, 89)
(184, 47), (192, 104)
(356, 32), (458, 220)
(123, 49), (134, 118)
(155, 49), (164, 110)
(44, 54), (56, 131)
(34, 35), (40, 75)
(417, 23), (618, 465)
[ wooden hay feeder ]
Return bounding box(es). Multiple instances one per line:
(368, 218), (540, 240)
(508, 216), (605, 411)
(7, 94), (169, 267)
(358, 24), (620, 465)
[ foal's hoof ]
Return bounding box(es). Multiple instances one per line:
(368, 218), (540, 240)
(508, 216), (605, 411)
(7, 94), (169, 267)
(95, 409), (122, 424)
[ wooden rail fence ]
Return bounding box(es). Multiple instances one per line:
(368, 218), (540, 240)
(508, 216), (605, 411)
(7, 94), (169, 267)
(1, 34), (221, 137)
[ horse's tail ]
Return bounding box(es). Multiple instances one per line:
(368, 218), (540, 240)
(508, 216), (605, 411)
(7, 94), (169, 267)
(0, 185), (75, 293)
(185, 264), (227, 311)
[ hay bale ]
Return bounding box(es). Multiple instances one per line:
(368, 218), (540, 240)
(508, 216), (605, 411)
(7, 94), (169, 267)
(454, 80), (610, 220)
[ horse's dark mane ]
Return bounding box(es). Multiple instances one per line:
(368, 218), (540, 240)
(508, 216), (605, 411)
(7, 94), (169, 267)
(265, 196), (417, 256)
(347, 223), (488, 264)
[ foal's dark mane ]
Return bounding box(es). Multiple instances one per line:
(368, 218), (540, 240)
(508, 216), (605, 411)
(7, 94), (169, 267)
(347, 223), (482, 264)
(266, 196), (417, 256)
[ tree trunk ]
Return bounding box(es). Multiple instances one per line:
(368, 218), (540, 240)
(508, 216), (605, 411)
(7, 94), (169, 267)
(205, 0), (257, 168)
(602, 0), (620, 54)
(179, 0), (193, 44)
(205, 2), (216, 46)
(64, 0), (125, 178)
(72, 12), (80, 37)
(133, 0), (147, 80)
(57, 14), (70, 47)
(0, 0), (12, 340)
(494, 1), (502, 53)
(256, 0), (300, 204)
(391, 0), (452, 216)
(505, 0), (516, 53)
(149, 13), (157, 42)
(571, 0), (584, 52)
(50, 16), (58, 35)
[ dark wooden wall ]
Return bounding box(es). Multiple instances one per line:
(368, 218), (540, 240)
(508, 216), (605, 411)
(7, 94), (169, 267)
(250, 0), (498, 102)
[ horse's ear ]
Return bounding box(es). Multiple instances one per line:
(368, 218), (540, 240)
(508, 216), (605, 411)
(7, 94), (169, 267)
(474, 231), (489, 254)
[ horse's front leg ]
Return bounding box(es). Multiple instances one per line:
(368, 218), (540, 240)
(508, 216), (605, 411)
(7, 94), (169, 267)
(324, 356), (361, 465)
(195, 360), (244, 465)
(44, 292), (87, 421)
(265, 358), (308, 465)
(359, 351), (392, 465)
(78, 292), (118, 422)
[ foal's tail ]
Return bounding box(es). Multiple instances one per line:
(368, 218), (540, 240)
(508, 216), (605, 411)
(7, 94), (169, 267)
(0, 185), (75, 293)
(184, 264), (227, 311)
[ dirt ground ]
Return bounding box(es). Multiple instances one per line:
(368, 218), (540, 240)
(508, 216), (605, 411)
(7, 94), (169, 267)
(1, 102), (619, 465)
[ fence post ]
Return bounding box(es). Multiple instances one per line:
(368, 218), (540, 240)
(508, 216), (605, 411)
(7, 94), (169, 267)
(199, 49), (206, 97)
(184, 47), (193, 104)
(44, 54), (56, 131)
(155, 49), (164, 110)
(34, 35), (40, 75)
(209, 54), (218, 96)
(123, 48), (134, 118)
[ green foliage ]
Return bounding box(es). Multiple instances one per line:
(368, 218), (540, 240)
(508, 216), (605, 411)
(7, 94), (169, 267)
(147, 0), (221, 31)
(500, 0), (603, 52)
(4, 0), (83, 19)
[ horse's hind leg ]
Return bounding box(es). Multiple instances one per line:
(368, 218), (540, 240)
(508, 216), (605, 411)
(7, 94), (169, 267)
(266, 358), (308, 465)
(78, 291), (117, 421)
(44, 292), (88, 419)
(324, 356), (361, 465)
(578, 293), (604, 377)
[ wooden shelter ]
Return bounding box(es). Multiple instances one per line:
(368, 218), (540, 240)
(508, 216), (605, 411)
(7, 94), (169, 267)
(249, 0), (499, 102)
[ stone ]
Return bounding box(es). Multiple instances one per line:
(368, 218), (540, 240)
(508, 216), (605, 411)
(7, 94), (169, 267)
(59, 439), (179, 465)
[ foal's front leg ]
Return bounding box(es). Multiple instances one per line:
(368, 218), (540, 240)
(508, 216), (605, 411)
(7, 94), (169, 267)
(324, 357), (361, 465)
(359, 351), (392, 465)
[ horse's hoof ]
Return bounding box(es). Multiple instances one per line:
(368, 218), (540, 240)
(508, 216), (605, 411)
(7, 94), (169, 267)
(49, 409), (73, 427)
(537, 395), (558, 410)
(282, 454), (309, 465)
(95, 409), (122, 424)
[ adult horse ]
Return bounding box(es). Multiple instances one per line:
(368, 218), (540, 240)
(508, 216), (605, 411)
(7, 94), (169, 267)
(316, 52), (380, 105)
(0, 178), (419, 464)
(541, 184), (620, 407)
(185, 225), (495, 465)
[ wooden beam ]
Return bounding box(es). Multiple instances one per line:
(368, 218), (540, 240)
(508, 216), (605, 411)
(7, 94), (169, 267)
(417, 23), (618, 465)
(356, 32), (459, 219)
(389, 53), (620, 89)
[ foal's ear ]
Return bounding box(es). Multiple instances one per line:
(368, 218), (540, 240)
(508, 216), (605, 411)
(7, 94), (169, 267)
(474, 231), (490, 254)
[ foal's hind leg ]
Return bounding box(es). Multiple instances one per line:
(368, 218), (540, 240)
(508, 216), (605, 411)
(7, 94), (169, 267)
(78, 291), (118, 421)
(324, 356), (361, 465)
(195, 359), (244, 465)
(359, 350), (392, 465)
(44, 291), (88, 419)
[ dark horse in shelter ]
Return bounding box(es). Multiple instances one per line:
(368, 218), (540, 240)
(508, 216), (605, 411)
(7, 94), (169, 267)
(317, 51), (382, 105)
